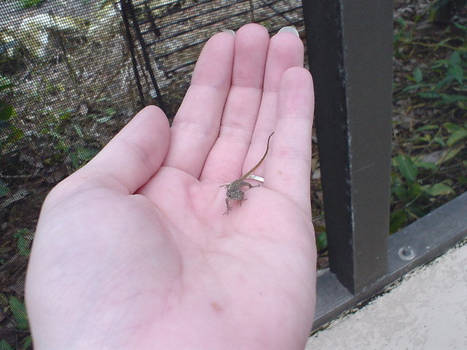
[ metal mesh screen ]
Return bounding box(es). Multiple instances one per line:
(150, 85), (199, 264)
(0, 0), (305, 205)
(122, 0), (305, 115)
(1, 0), (305, 158)
(1, 1), (138, 166)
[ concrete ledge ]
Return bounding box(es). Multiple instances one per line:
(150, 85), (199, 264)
(306, 242), (467, 349)
(313, 192), (467, 329)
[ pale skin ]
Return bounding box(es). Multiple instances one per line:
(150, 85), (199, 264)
(26, 24), (316, 350)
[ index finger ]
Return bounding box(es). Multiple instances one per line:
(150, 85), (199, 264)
(164, 31), (235, 178)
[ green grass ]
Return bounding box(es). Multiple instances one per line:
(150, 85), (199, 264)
(390, 9), (466, 233)
(19, 0), (44, 9)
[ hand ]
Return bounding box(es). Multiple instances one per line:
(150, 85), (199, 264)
(26, 24), (316, 350)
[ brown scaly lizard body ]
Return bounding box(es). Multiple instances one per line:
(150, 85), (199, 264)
(223, 132), (274, 214)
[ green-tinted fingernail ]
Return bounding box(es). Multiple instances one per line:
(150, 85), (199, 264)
(278, 26), (299, 37)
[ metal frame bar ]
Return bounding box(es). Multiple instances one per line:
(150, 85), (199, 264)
(143, 2), (161, 37)
(120, 0), (145, 107)
(303, 0), (467, 331)
(121, 0), (166, 110)
(303, 0), (393, 294)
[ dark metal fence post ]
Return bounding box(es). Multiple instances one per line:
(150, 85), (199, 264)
(121, 0), (166, 111)
(302, 0), (393, 293)
(120, 0), (145, 108)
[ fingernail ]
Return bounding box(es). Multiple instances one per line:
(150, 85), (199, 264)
(278, 26), (299, 37)
(221, 29), (235, 36)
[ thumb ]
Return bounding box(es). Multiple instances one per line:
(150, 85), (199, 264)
(72, 105), (170, 194)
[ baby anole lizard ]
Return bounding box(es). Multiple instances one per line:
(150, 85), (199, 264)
(222, 132), (274, 214)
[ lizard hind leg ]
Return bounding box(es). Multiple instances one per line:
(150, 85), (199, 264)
(239, 181), (258, 189)
(223, 198), (231, 215)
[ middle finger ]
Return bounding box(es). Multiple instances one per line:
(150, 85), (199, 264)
(200, 24), (270, 182)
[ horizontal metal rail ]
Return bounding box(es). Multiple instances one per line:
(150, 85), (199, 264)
(314, 192), (467, 330)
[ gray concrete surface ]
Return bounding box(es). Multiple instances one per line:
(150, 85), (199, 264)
(306, 242), (467, 350)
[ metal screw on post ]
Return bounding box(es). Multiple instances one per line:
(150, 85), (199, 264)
(398, 246), (416, 261)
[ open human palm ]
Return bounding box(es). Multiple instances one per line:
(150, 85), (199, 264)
(26, 24), (316, 350)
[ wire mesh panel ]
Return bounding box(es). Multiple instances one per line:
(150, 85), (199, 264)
(122, 0), (304, 115)
(140, 0), (303, 75)
(0, 0), (306, 186)
(1, 1), (140, 163)
(1, 1), (305, 157)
